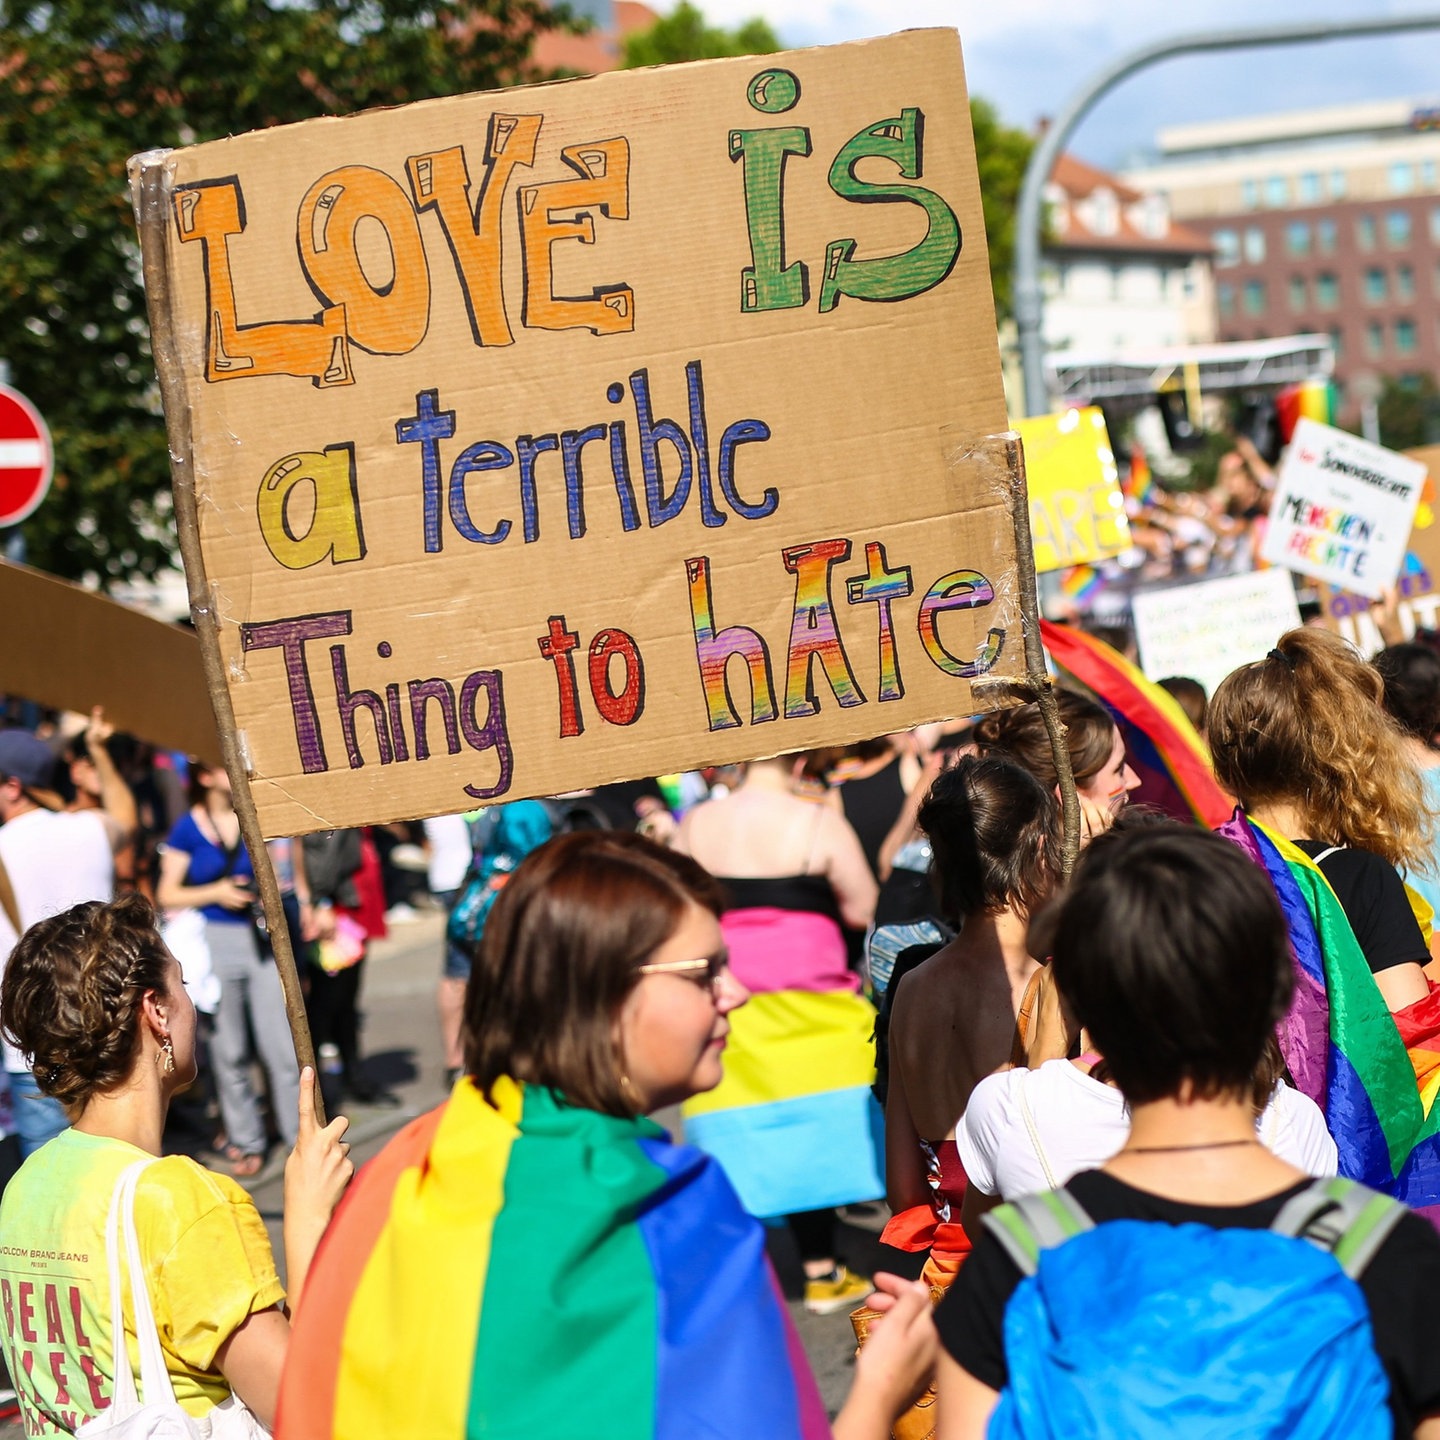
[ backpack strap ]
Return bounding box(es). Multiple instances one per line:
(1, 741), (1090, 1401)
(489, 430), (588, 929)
(981, 1188), (1096, 1277)
(1270, 1177), (1407, 1281)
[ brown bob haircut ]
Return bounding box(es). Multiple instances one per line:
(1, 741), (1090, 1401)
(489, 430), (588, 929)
(463, 830), (723, 1116)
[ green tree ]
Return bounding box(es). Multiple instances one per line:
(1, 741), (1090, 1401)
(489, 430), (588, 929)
(621, 2), (777, 68)
(1378, 373), (1440, 451)
(1, 0), (566, 584)
(969, 97), (1032, 322)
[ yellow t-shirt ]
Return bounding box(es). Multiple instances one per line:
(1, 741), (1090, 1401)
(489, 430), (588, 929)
(0, 1129), (285, 1434)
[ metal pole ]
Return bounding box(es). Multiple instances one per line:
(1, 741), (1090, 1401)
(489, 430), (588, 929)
(1015, 13), (1440, 419)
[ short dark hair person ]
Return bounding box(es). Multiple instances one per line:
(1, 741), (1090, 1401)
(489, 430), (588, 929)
(1038, 827), (1293, 1106)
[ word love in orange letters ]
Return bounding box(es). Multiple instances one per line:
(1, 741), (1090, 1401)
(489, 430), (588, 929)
(173, 116), (632, 388)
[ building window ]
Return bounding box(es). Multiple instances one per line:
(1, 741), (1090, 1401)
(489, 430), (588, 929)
(1217, 282), (1236, 318)
(1213, 229), (1240, 267)
(1425, 159), (1438, 189)
(1243, 279), (1267, 315)
(1329, 326), (1344, 360)
(1317, 218), (1337, 254)
(1285, 221), (1310, 256)
(1243, 227), (1266, 263)
(1387, 210), (1413, 247)
(1091, 188), (1119, 237)
(1390, 161), (1416, 194)
(1357, 214), (1377, 250)
(1366, 320), (1384, 357)
(1109, 263), (1124, 301)
(1365, 267), (1388, 303)
(1331, 169), (1348, 199)
(1397, 318), (1418, 353)
(1316, 273), (1339, 309)
(1241, 179), (1259, 210)
(1265, 175), (1289, 207)
(1288, 276), (1307, 312)
(1299, 171), (1322, 204)
(1398, 264), (1416, 300)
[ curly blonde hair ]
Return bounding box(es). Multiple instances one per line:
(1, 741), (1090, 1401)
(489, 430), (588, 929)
(1209, 627), (1437, 870)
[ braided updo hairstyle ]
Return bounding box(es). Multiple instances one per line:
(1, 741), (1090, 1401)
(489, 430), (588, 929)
(1, 895), (172, 1113)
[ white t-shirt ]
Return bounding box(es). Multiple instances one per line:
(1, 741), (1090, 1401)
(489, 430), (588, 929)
(957, 1059), (1339, 1200)
(0, 808), (114, 1071)
(423, 814), (473, 895)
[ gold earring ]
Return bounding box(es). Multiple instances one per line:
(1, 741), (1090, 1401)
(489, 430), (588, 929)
(159, 1036), (175, 1076)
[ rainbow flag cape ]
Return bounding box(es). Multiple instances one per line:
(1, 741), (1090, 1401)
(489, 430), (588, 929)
(1039, 620), (1231, 828)
(276, 1078), (829, 1440)
(681, 988), (883, 1218)
(1219, 812), (1440, 1225)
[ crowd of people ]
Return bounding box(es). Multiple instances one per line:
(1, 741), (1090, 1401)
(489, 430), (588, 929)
(1057, 434), (1279, 616)
(5, 609), (1440, 1436)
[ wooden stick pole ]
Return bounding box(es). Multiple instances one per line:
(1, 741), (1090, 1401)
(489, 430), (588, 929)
(999, 434), (1082, 880)
(130, 155), (324, 1122)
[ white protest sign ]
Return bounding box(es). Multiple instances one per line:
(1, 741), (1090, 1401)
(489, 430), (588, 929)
(1261, 417), (1426, 600)
(1131, 568), (1302, 700)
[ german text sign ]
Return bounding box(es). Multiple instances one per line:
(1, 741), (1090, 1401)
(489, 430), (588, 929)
(1261, 418), (1425, 600)
(1131, 569), (1302, 701)
(132, 31), (1020, 836)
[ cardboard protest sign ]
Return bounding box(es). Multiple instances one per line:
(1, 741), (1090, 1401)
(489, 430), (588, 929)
(130, 31), (1023, 837)
(0, 560), (220, 761)
(1316, 443), (1440, 650)
(1015, 407), (1128, 573)
(1261, 418), (1426, 600)
(1131, 569), (1302, 700)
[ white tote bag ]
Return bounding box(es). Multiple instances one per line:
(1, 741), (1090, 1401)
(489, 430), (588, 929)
(75, 1159), (269, 1440)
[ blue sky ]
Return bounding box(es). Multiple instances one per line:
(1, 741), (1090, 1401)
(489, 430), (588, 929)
(688, 0), (1440, 168)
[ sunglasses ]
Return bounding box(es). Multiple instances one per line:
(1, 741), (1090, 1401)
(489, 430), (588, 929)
(636, 951), (730, 998)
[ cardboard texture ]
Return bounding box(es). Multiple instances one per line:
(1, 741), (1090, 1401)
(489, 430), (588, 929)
(131, 31), (1021, 836)
(1131, 569), (1302, 701)
(1014, 407), (1127, 573)
(1261, 418), (1426, 600)
(1317, 443), (1440, 650)
(0, 560), (220, 760)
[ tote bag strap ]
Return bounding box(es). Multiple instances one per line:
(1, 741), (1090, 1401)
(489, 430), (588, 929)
(102, 1158), (181, 1412)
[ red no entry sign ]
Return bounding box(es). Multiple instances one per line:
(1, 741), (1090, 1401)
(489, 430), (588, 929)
(0, 384), (52, 527)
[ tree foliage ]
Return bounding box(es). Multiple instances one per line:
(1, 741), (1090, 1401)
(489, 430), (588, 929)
(0, 0), (565, 583)
(969, 97), (1032, 323)
(621, 2), (777, 68)
(1379, 373), (1440, 451)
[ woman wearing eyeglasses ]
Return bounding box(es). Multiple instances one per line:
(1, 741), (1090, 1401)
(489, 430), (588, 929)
(276, 830), (933, 1440)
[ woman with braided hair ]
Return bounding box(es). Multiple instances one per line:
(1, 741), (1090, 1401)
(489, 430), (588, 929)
(0, 894), (351, 1434)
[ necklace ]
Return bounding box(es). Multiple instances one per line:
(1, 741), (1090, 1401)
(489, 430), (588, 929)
(1124, 1138), (1261, 1155)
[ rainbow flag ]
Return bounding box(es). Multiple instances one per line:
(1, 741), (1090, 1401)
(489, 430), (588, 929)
(681, 988), (884, 1218)
(1219, 812), (1440, 1226)
(1059, 564), (1103, 606)
(1039, 620), (1231, 828)
(276, 1078), (829, 1440)
(1123, 445), (1154, 506)
(1276, 379), (1336, 441)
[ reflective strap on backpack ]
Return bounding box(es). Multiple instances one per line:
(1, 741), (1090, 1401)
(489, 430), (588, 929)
(1269, 1176), (1407, 1281)
(981, 1188), (1096, 1278)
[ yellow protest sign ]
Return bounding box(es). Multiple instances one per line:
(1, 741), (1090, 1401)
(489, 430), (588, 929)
(1017, 407), (1129, 573)
(131, 31), (1024, 836)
